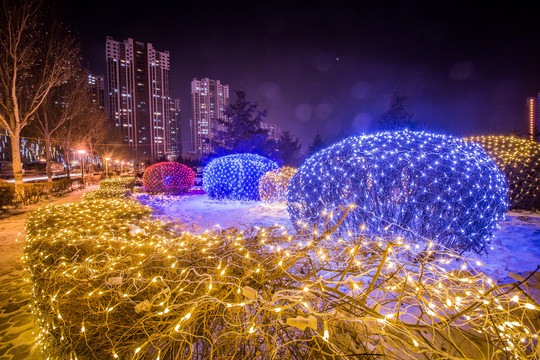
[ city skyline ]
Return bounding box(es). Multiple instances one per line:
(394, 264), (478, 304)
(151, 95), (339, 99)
(106, 36), (180, 160)
(191, 78), (230, 155)
(58, 1), (540, 149)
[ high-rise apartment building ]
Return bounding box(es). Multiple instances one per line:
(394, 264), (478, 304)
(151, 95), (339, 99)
(169, 98), (181, 155)
(88, 74), (105, 110)
(106, 37), (178, 160)
(527, 94), (540, 142)
(191, 78), (229, 155)
(260, 122), (282, 141)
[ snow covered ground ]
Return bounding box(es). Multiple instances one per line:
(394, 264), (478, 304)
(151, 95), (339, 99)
(135, 193), (540, 298)
(135, 193), (292, 231)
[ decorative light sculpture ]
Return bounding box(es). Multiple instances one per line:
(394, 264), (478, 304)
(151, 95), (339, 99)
(287, 130), (508, 254)
(25, 184), (540, 360)
(259, 167), (297, 203)
(142, 162), (194, 194)
(465, 136), (540, 210)
(203, 153), (278, 200)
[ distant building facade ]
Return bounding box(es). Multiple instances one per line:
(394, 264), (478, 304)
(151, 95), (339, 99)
(169, 98), (181, 155)
(88, 74), (105, 110)
(106, 36), (178, 160)
(191, 78), (229, 155)
(260, 122), (282, 141)
(528, 94), (540, 142)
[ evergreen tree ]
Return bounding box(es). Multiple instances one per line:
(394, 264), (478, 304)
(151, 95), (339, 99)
(306, 133), (327, 158)
(277, 130), (302, 166)
(376, 89), (415, 131)
(206, 90), (279, 163)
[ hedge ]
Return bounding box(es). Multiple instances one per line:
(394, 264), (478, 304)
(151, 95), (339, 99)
(23, 188), (540, 359)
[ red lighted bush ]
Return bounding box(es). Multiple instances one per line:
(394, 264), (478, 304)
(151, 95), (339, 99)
(142, 162), (194, 194)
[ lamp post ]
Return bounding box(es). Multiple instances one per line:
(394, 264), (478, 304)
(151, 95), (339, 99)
(121, 161), (124, 174)
(105, 158), (110, 177)
(77, 150), (86, 182)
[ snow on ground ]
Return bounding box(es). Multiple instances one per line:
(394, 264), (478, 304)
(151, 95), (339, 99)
(135, 193), (540, 297)
(135, 193), (291, 231)
(475, 212), (540, 278)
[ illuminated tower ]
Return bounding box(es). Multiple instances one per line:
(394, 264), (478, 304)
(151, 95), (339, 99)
(527, 94), (540, 142)
(106, 37), (174, 160)
(88, 74), (105, 110)
(191, 78), (229, 155)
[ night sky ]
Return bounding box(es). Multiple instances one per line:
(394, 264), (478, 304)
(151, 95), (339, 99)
(56, 0), (540, 151)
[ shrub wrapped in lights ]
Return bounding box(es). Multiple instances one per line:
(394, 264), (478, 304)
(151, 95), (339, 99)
(258, 166), (297, 203)
(99, 176), (135, 191)
(142, 162), (194, 194)
(203, 153), (278, 200)
(24, 195), (540, 359)
(287, 130), (508, 254)
(465, 136), (540, 210)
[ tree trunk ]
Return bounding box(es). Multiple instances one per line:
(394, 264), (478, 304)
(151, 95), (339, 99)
(45, 134), (52, 182)
(10, 132), (25, 199)
(88, 143), (94, 173)
(65, 150), (71, 179)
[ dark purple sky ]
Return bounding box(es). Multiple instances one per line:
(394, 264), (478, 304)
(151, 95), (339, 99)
(57, 0), (540, 151)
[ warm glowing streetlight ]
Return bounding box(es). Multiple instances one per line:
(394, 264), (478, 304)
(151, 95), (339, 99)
(105, 157), (111, 176)
(77, 150), (86, 181)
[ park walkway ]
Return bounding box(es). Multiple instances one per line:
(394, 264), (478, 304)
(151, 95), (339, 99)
(0, 186), (96, 359)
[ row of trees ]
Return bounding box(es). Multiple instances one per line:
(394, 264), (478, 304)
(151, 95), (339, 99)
(0, 0), (126, 193)
(203, 89), (415, 167)
(204, 90), (331, 167)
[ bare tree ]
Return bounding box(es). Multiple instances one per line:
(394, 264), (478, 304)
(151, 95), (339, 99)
(0, 0), (78, 193)
(34, 69), (86, 182)
(95, 122), (130, 164)
(81, 104), (108, 174)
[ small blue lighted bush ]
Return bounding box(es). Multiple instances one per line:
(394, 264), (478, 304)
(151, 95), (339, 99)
(287, 130), (508, 254)
(203, 153), (278, 200)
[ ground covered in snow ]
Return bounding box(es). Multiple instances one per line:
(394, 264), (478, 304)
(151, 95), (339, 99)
(136, 192), (540, 299)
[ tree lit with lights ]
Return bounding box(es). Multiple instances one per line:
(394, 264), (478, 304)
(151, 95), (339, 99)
(287, 130), (508, 254)
(203, 153), (278, 200)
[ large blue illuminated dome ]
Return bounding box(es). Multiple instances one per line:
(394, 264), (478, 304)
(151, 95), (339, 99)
(287, 130), (508, 254)
(203, 153), (279, 200)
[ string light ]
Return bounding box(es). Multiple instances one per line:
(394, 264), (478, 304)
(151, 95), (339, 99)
(258, 166), (297, 203)
(465, 136), (540, 210)
(203, 153), (278, 200)
(142, 162), (194, 194)
(287, 130), (508, 254)
(22, 177), (539, 359)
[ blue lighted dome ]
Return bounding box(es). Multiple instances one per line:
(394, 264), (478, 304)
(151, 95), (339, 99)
(286, 130), (509, 254)
(203, 153), (279, 200)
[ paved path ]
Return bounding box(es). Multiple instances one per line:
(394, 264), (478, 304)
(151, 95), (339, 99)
(0, 186), (96, 360)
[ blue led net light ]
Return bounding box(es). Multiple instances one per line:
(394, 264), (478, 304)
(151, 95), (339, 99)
(142, 162), (195, 194)
(287, 130), (509, 254)
(203, 153), (279, 200)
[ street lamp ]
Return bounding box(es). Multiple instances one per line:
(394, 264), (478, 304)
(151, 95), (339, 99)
(77, 150), (86, 182)
(121, 161), (124, 174)
(105, 157), (110, 177)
